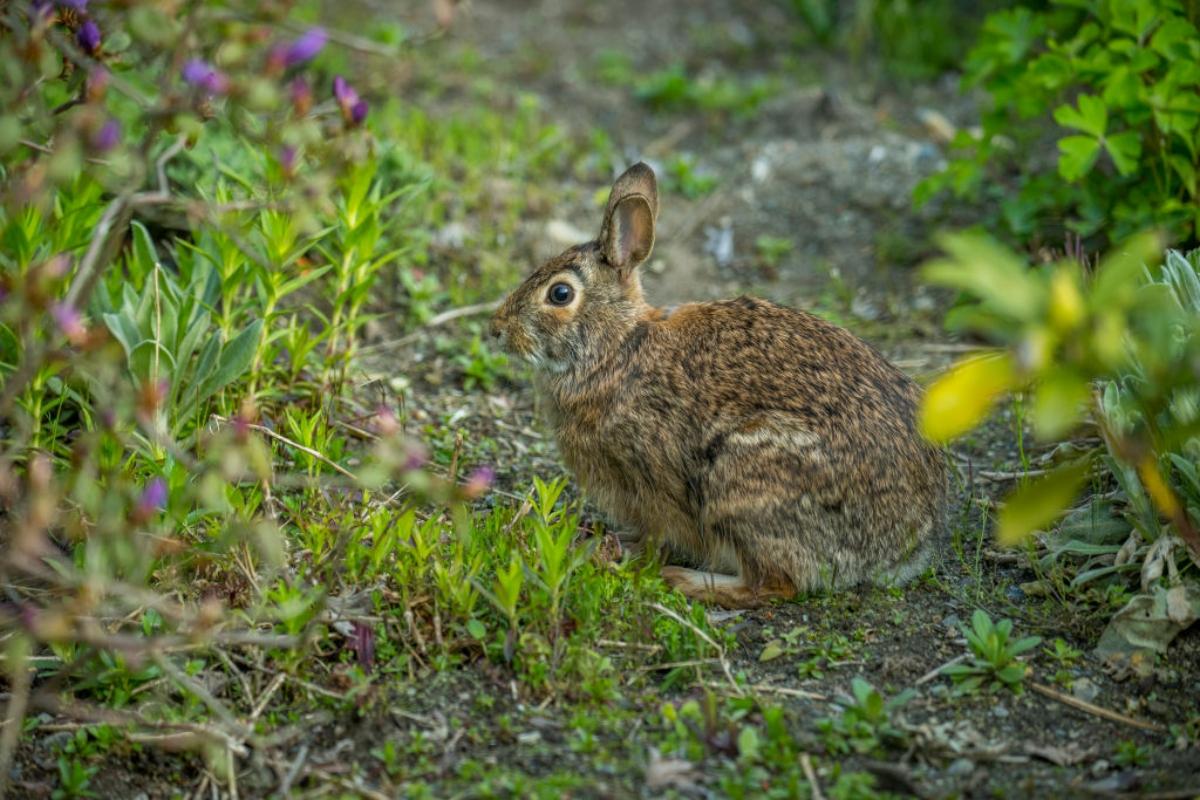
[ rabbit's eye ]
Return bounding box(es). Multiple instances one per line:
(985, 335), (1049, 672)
(547, 282), (575, 306)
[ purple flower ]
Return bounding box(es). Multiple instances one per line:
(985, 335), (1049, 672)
(59, 0), (89, 9)
(76, 19), (101, 55)
(283, 27), (326, 67)
(138, 477), (168, 516)
(91, 118), (120, 152)
(182, 59), (229, 95)
(278, 145), (297, 174)
(50, 302), (86, 343)
(463, 466), (495, 498)
(332, 75), (368, 126)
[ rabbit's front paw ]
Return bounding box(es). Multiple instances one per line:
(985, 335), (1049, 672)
(660, 566), (794, 609)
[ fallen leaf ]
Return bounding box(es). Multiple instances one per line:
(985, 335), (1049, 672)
(1095, 583), (1200, 656)
(1025, 742), (1093, 766)
(759, 640), (785, 662)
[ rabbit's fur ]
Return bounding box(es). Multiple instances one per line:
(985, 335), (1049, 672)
(492, 163), (945, 607)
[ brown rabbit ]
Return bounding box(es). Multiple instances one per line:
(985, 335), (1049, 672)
(491, 163), (945, 607)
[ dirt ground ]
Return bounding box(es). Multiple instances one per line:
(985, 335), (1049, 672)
(13, 0), (1200, 797)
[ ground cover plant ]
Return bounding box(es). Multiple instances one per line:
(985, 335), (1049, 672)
(1, 0), (1199, 798)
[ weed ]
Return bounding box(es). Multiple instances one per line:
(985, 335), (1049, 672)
(755, 236), (794, 269)
(944, 609), (1041, 694)
(1113, 739), (1151, 767)
(817, 677), (913, 755)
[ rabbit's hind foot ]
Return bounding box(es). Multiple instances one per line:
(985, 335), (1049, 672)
(660, 566), (795, 608)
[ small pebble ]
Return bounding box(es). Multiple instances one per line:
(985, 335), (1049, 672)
(1072, 677), (1100, 703)
(947, 757), (975, 777)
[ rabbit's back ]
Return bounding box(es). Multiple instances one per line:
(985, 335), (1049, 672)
(544, 296), (945, 587)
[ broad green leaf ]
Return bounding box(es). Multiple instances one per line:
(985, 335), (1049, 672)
(1057, 135), (1101, 181)
(921, 352), (1016, 443)
(1091, 231), (1164, 309)
(1169, 154), (1197, 197)
(997, 459), (1091, 546)
(736, 726), (760, 761)
(206, 318), (263, 394)
(1053, 94), (1106, 137)
(1032, 371), (1090, 440)
(758, 641), (785, 662)
(923, 232), (1044, 321)
(1104, 131), (1141, 175)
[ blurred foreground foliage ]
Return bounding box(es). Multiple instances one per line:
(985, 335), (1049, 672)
(921, 233), (1200, 654)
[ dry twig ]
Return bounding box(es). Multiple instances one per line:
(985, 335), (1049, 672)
(1030, 682), (1165, 733)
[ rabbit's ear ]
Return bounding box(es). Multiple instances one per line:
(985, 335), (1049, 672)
(600, 162), (658, 276)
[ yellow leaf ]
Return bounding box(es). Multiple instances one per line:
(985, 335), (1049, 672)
(997, 459), (1091, 546)
(921, 352), (1016, 444)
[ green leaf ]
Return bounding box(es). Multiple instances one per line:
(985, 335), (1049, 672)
(1057, 135), (1101, 181)
(466, 619), (486, 640)
(1054, 94), (1106, 137)
(736, 726), (760, 761)
(759, 641), (785, 662)
(997, 459), (1092, 546)
(130, 221), (159, 274)
(1169, 155), (1197, 197)
(1104, 131), (1141, 175)
(205, 319), (263, 395)
(1032, 371), (1090, 440)
(1092, 231), (1164, 309)
(923, 232), (1044, 321)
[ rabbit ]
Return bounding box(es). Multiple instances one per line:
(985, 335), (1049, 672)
(490, 162), (946, 607)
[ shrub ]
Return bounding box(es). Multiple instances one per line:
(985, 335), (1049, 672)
(921, 233), (1200, 651)
(916, 0), (1200, 247)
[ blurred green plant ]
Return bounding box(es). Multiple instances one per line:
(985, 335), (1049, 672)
(916, 0), (1200, 246)
(790, 0), (1015, 80)
(595, 54), (775, 119)
(921, 232), (1200, 650)
(817, 677), (913, 754)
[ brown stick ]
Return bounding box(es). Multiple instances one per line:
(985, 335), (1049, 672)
(1029, 682), (1165, 733)
(801, 753), (825, 800)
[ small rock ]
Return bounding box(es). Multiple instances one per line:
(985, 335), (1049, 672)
(1072, 677), (1100, 703)
(545, 219), (590, 250)
(992, 705), (1009, 718)
(941, 614), (961, 631)
(704, 219), (735, 268)
(850, 294), (881, 321)
(433, 221), (468, 249)
(1006, 584), (1026, 604)
(751, 156), (772, 183)
(868, 144), (887, 165)
(516, 730), (541, 745)
(947, 757), (975, 777)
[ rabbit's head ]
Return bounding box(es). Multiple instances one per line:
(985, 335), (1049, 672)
(491, 163), (659, 374)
